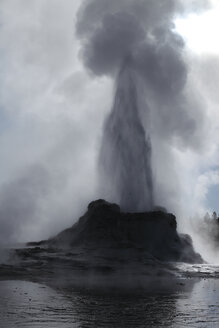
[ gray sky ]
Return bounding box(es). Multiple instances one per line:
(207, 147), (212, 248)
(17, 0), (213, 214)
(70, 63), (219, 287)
(0, 0), (219, 243)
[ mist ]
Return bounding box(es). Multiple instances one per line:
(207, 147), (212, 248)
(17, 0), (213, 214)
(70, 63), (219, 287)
(99, 63), (154, 212)
(0, 0), (219, 257)
(76, 0), (209, 214)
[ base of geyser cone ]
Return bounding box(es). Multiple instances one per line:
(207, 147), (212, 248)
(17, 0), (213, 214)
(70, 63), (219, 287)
(29, 199), (203, 264)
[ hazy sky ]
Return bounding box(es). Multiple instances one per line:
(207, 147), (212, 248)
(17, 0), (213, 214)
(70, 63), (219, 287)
(0, 0), (219, 243)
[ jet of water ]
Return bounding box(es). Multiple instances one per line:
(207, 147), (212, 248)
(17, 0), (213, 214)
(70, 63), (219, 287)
(99, 61), (153, 212)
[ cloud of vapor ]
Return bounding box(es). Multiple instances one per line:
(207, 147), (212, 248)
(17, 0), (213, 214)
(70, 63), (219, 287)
(0, 165), (50, 244)
(76, 0), (210, 213)
(0, 0), (113, 244)
(0, 0), (218, 247)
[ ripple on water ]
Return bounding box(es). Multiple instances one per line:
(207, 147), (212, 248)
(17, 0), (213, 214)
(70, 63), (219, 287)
(0, 279), (218, 327)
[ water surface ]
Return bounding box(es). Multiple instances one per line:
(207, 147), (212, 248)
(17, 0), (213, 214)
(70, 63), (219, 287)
(0, 279), (218, 327)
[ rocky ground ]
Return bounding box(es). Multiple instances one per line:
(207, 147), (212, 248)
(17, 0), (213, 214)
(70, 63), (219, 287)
(1, 200), (217, 288)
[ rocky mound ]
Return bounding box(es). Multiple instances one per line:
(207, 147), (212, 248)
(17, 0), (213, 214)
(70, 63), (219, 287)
(31, 199), (202, 263)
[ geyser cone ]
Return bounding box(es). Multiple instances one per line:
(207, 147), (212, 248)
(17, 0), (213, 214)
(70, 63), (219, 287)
(99, 63), (153, 212)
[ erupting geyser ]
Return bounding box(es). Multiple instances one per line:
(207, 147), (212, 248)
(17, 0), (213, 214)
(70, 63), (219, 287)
(99, 61), (153, 212)
(76, 0), (204, 214)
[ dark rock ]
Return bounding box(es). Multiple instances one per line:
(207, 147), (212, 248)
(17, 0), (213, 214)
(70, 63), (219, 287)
(27, 240), (47, 247)
(88, 199), (120, 213)
(179, 234), (203, 263)
(42, 199), (203, 263)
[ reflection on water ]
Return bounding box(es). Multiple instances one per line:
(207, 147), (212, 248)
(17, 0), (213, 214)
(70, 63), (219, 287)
(173, 279), (219, 327)
(0, 279), (218, 327)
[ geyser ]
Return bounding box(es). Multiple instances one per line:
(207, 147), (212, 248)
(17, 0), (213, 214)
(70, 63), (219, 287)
(76, 0), (207, 214)
(27, 199), (203, 264)
(99, 61), (153, 212)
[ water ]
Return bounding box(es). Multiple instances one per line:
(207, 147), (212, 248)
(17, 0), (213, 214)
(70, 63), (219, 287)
(0, 279), (218, 327)
(99, 65), (153, 212)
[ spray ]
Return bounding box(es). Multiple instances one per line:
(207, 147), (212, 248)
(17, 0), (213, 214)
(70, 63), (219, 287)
(76, 0), (208, 213)
(99, 59), (153, 211)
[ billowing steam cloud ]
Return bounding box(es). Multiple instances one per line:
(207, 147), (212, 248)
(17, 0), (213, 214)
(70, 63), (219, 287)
(0, 0), (215, 246)
(0, 165), (51, 244)
(76, 0), (209, 212)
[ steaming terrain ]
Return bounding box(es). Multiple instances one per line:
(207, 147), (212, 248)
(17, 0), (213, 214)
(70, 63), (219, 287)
(0, 200), (219, 327)
(0, 201), (219, 328)
(0, 199), (216, 286)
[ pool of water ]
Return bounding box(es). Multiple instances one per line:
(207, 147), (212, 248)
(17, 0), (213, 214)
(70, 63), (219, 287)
(0, 279), (218, 328)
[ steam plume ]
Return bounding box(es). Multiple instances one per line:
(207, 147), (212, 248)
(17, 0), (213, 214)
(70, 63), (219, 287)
(100, 60), (153, 211)
(76, 0), (209, 212)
